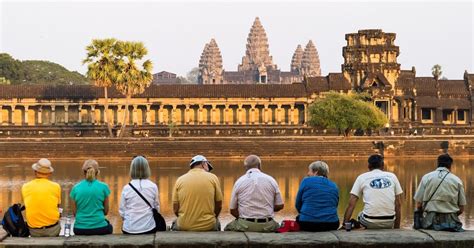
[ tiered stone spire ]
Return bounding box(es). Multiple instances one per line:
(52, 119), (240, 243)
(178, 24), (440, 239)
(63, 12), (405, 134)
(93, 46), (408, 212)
(238, 17), (277, 71)
(301, 40), (321, 76)
(290, 44), (304, 73)
(198, 39), (224, 84)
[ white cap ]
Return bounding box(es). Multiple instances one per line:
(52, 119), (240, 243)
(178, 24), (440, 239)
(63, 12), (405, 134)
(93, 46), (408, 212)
(189, 155), (213, 171)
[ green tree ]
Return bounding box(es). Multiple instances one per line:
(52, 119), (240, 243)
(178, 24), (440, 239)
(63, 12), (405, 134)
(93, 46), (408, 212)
(308, 92), (387, 136)
(186, 67), (199, 84)
(83, 38), (118, 137)
(0, 77), (11, 85)
(432, 64), (442, 80)
(114, 41), (153, 137)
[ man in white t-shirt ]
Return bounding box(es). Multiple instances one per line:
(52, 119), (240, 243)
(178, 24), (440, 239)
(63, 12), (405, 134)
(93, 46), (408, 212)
(343, 154), (403, 229)
(224, 155), (284, 232)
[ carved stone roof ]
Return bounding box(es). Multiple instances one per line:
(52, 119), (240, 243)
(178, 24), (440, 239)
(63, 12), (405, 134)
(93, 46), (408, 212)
(238, 17), (277, 71)
(301, 40), (322, 77)
(290, 45), (303, 73)
(0, 84), (309, 99)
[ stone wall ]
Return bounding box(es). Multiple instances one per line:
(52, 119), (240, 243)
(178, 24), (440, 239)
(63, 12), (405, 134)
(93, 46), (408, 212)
(0, 136), (472, 159)
(1, 230), (473, 248)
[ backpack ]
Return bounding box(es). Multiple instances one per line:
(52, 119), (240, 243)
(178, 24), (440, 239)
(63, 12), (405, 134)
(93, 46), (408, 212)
(1, 203), (30, 237)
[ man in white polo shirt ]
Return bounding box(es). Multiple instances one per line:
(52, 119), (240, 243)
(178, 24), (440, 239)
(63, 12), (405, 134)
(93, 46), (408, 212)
(224, 155), (284, 232)
(343, 154), (403, 229)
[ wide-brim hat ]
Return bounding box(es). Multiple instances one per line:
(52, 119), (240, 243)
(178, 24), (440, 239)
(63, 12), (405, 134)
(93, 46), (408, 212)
(189, 155), (213, 171)
(32, 158), (54, 174)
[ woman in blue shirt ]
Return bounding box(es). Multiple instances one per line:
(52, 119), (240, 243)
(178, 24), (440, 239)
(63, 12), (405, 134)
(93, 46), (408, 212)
(70, 159), (112, 235)
(295, 161), (339, 231)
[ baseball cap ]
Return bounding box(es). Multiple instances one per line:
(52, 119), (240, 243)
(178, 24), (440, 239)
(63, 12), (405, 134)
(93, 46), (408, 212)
(189, 155), (214, 172)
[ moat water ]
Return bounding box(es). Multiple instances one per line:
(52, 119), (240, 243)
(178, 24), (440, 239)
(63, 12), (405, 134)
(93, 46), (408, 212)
(1, 159), (473, 233)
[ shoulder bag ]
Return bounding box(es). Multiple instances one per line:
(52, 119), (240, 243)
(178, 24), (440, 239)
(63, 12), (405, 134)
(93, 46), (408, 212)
(128, 183), (167, 232)
(413, 171), (450, 229)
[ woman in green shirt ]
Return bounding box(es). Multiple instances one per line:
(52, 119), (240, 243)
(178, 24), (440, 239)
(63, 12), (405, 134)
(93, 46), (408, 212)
(70, 159), (113, 235)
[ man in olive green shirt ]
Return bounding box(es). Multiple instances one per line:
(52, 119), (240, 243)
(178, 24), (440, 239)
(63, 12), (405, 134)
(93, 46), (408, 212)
(414, 154), (467, 231)
(171, 155), (223, 231)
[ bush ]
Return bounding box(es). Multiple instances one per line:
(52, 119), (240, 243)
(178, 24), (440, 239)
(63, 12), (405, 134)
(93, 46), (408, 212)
(308, 92), (387, 136)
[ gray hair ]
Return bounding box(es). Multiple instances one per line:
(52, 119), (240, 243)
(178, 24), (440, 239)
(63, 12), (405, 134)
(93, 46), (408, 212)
(244, 155), (261, 169)
(130, 156), (151, 179)
(308, 161), (329, 177)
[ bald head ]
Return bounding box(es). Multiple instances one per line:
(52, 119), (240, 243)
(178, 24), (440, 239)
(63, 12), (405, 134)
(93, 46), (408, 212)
(244, 155), (261, 170)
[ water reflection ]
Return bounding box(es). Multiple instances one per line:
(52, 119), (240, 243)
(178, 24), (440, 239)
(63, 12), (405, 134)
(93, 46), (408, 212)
(1, 158), (473, 232)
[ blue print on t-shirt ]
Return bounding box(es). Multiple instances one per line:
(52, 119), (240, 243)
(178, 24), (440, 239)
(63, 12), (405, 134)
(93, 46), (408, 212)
(370, 178), (392, 189)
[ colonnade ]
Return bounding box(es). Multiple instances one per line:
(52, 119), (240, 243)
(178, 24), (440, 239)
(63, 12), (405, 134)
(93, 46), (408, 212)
(0, 102), (308, 126)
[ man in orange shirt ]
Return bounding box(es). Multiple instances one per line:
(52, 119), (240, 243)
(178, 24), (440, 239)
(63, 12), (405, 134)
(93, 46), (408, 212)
(22, 158), (61, 237)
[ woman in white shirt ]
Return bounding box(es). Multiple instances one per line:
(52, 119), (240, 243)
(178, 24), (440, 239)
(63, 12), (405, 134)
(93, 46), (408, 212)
(119, 156), (160, 234)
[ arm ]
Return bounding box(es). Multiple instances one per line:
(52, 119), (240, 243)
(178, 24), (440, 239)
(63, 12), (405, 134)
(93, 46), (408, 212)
(295, 181), (304, 212)
(103, 196), (109, 215)
(394, 194), (402, 229)
(173, 202), (179, 217)
(458, 205), (464, 216)
(230, 208), (239, 218)
(343, 194), (359, 223)
(71, 199), (77, 216)
(274, 204), (284, 212)
(214, 201), (222, 217)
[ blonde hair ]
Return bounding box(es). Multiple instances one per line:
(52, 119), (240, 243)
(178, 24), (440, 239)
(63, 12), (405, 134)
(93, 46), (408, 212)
(82, 159), (99, 181)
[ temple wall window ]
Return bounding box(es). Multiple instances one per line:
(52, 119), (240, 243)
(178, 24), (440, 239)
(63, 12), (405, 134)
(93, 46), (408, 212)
(421, 108), (434, 123)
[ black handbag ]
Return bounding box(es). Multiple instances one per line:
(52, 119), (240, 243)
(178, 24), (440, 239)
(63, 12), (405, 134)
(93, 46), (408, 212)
(413, 171), (449, 229)
(128, 183), (167, 232)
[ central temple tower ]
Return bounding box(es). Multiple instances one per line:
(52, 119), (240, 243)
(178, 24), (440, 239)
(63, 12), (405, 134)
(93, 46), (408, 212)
(238, 17), (277, 75)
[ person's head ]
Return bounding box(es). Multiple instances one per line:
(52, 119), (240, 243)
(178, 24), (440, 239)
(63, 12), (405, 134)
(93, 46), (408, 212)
(244, 155), (261, 170)
(307, 161), (329, 177)
(32, 158), (54, 178)
(189, 155), (213, 172)
(368, 154), (384, 171)
(437, 154), (453, 170)
(82, 159), (99, 181)
(130, 155), (151, 179)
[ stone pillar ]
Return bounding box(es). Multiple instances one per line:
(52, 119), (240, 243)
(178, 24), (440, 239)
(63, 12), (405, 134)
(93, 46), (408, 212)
(64, 105), (69, 124)
(158, 105), (164, 125)
(290, 105), (295, 125)
(198, 104), (204, 124)
(0, 105), (3, 124)
(276, 104), (283, 124)
(24, 105), (29, 125)
(90, 105), (96, 125)
(249, 104), (256, 124)
(37, 107), (42, 125)
(263, 104), (269, 124)
(210, 105), (217, 125)
(184, 105), (190, 125)
(435, 107), (443, 124)
(237, 104), (243, 124)
(224, 105), (230, 124)
(51, 105), (56, 125)
(171, 105), (177, 124)
(454, 108), (458, 124)
(78, 105), (83, 124)
(131, 105), (138, 124)
(146, 105), (151, 125)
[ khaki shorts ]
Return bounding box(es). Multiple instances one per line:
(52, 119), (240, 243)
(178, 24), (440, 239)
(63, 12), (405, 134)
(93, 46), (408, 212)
(28, 222), (61, 237)
(358, 212), (394, 229)
(171, 219), (221, 231)
(224, 218), (279, 232)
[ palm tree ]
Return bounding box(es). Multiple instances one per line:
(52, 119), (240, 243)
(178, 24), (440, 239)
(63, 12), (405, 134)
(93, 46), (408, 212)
(83, 38), (118, 137)
(114, 41), (153, 137)
(432, 64), (442, 80)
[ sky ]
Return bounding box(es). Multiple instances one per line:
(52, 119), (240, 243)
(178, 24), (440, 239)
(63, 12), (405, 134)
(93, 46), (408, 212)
(1, 0), (473, 79)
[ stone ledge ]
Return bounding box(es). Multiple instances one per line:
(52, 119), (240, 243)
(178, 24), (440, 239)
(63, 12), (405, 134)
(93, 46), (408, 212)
(0, 230), (473, 248)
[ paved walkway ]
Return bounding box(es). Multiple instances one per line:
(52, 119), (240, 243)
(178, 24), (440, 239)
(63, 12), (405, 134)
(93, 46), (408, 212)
(0, 229), (473, 247)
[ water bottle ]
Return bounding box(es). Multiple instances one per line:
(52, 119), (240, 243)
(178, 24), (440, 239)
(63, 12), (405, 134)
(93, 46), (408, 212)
(64, 215), (71, 237)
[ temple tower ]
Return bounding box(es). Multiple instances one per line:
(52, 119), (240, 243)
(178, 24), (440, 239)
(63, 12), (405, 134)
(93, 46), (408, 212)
(290, 44), (304, 74)
(238, 17), (277, 72)
(198, 39), (224, 84)
(300, 40), (322, 76)
(342, 29), (400, 90)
